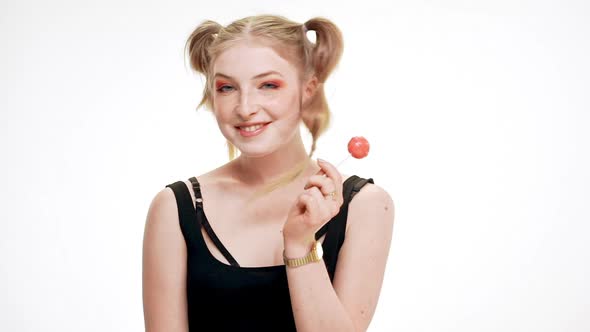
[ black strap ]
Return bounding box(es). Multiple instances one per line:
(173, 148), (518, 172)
(315, 176), (355, 239)
(182, 175), (374, 268)
(315, 175), (374, 239)
(317, 175), (375, 281)
(351, 176), (374, 200)
(188, 177), (241, 267)
(344, 176), (375, 235)
(165, 181), (200, 246)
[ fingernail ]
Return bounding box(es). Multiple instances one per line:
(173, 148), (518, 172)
(317, 158), (325, 164)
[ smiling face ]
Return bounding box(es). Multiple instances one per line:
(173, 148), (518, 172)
(211, 40), (311, 158)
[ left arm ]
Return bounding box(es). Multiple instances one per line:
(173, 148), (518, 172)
(283, 167), (395, 332)
(331, 183), (395, 331)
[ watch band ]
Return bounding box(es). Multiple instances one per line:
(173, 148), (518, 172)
(283, 240), (323, 268)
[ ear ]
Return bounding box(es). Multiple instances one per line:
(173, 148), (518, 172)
(301, 76), (319, 108)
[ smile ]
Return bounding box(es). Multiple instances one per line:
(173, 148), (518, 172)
(235, 122), (271, 137)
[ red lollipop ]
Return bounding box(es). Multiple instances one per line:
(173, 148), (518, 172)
(312, 136), (370, 178)
(347, 136), (370, 159)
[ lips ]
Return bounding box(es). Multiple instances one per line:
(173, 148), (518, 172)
(235, 122), (271, 137)
(234, 121), (271, 129)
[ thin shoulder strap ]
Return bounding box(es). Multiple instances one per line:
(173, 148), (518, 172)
(188, 177), (240, 267)
(165, 181), (199, 246)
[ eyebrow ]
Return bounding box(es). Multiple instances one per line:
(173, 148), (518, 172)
(213, 70), (283, 80)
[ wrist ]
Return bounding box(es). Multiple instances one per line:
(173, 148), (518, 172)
(284, 241), (313, 258)
(283, 239), (324, 268)
(283, 235), (315, 258)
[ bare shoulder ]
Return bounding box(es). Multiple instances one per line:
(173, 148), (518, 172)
(143, 187), (184, 248)
(143, 185), (185, 264)
(350, 181), (394, 214)
(146, 187), (178, 223)
(345, 176), (395, 232)
(142, 187), (189, 331)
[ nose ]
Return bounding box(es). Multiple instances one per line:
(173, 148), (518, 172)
(235, 89), (259, 120)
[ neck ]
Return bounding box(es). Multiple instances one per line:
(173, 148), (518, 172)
(230, 132), (318, 187)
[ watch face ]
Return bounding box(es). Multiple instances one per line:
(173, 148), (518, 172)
(316, 241), (323, 258)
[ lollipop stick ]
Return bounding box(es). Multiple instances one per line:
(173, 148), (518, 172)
(315, 154), (350, 176)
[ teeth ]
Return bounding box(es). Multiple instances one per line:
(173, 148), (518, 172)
(240, 124), (264, 132)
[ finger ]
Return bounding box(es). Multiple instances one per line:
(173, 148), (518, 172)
(300, 192), (320, 223)
(307, 186), (325, 202)
(316, 159), (343, 189)
(314, 160), (343, 202)
(303, 175), (337, 195)
(295, 192), (308, 212)
(307, 187), (333, 218)
(306, 177), (341, 205)
(314, 168), (327, 177)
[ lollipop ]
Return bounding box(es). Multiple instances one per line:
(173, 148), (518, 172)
(347, 136), (370, 159)
(314, 136), (370, 176)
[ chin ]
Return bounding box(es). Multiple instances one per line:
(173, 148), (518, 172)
(234, 144), (278, 158)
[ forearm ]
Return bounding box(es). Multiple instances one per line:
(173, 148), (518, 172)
(284, 245), (357, 332)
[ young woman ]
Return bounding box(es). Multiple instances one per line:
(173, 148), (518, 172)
(142, 14), (395, 332)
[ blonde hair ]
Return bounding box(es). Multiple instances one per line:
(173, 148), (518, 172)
(184, 14), (343, 196)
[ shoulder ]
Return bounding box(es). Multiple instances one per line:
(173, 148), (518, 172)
(351, 180), (393, 207)
(148, 186), (178, 219)
(347, 179), (395, 232)
(142, 186), (189, 329)
(143, 185), (186, 264)
(142, 185), (187, 277)
(144, 186), (182, 236)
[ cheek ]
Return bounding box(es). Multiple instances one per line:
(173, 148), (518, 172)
(212, 100), (235, 121)
(266, 91), (301, 115)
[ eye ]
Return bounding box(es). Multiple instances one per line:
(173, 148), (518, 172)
(216, 85), (234, 93)
(261, 82), (279, 89)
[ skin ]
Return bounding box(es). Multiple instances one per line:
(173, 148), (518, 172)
(142, 39), (395, 332)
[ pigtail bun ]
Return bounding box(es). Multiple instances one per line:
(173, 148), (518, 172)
(184, 20), (223, 75)
(303, 17), (344, 83)
(301, 17), (344, 157)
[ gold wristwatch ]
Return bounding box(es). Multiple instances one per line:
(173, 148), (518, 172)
(283, 240), (324, 268)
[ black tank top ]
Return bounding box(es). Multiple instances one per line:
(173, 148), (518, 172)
(165, 174), (374, 331)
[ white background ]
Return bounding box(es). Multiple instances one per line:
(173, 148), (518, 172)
(1, 0), (589, 331)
